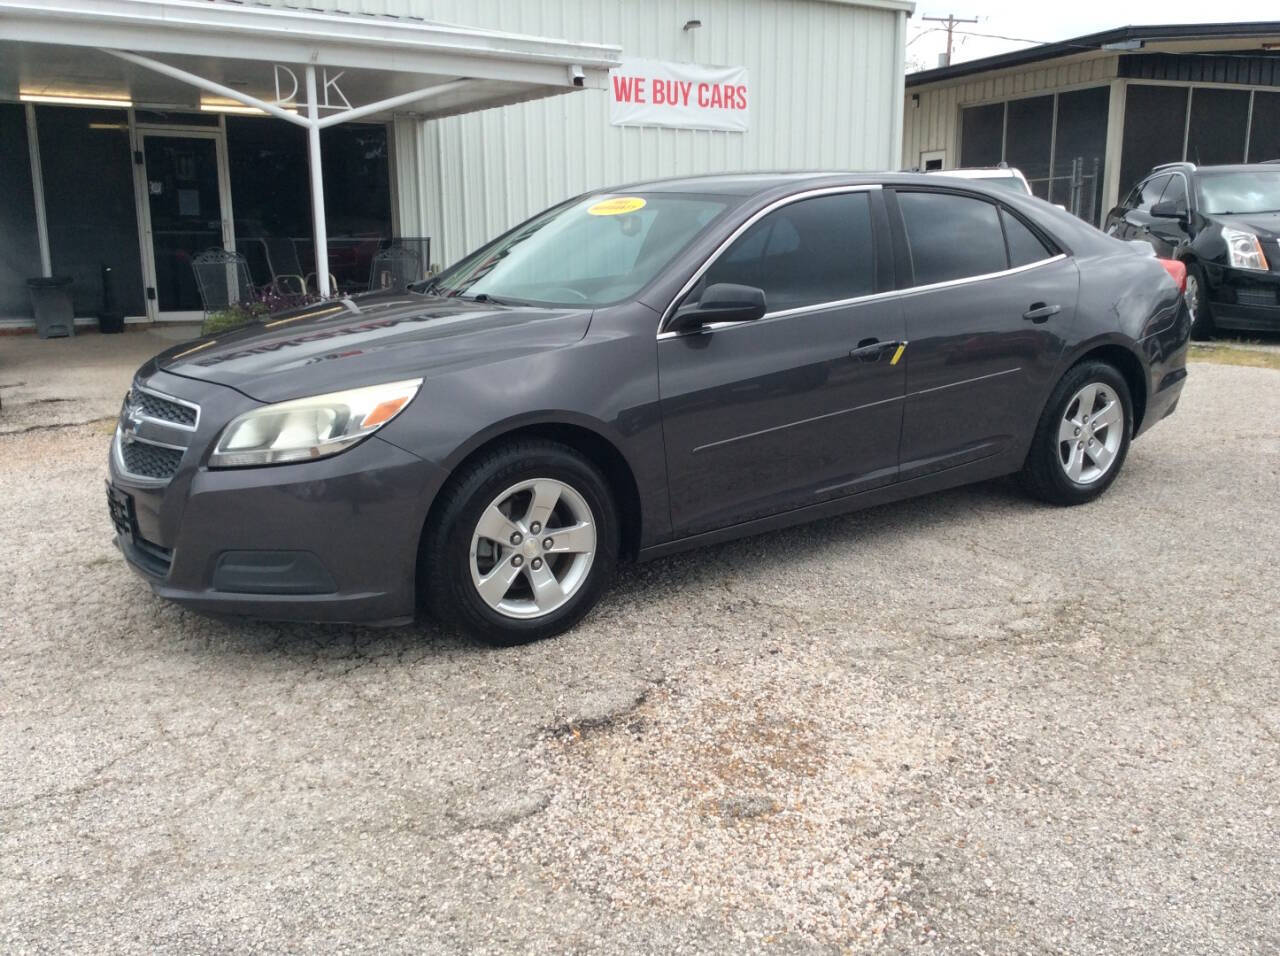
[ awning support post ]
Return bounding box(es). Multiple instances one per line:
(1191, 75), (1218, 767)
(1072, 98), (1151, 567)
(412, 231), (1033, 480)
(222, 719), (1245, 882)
(304, 65), (331, 298)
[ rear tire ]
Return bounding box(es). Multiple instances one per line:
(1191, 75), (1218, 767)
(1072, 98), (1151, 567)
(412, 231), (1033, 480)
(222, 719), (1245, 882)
(422, 440), (618, 646)
(1019, 361), (1133, 506)
(1186, 263), (1216, 341)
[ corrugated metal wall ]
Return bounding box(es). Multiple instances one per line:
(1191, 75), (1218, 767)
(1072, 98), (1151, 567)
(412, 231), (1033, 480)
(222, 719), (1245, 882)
(258, 0), (908, 265)
(902, 54), (1119, 171)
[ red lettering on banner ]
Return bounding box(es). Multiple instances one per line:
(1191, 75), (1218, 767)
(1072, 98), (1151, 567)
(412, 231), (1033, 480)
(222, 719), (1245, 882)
(697, 83), (709, 108)
(612, 75), (637, 103)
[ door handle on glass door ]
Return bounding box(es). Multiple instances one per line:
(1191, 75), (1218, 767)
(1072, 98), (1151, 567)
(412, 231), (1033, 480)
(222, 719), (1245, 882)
(1022, 303), (1060, 323)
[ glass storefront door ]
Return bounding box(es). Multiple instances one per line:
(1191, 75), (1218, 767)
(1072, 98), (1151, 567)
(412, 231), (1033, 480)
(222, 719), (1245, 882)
(138, 129), (233, 319)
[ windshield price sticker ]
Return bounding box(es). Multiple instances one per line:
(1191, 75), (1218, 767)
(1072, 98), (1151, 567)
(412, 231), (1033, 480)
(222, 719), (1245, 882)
(588, 197), (647, 216)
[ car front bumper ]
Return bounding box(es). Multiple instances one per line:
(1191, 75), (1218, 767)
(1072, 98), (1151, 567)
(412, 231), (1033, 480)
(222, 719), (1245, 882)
(108, 371), (447, 625)
(1206, 265), (1280, 331)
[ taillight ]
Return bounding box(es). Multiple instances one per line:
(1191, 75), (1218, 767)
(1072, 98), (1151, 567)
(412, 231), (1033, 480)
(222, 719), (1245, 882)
(1157, 257), (1187, 294)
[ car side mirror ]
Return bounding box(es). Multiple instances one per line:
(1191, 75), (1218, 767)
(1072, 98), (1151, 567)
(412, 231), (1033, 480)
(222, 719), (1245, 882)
(1151, 201), (1187, 222)
(668, 283), (767, 334)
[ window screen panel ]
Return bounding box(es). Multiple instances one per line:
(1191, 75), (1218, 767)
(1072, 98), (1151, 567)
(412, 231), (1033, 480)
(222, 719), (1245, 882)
(1247, 91), (1280, 163)
(1004, 95), (1053, 200)
(1186, 88), (1250, 166)
(960, 104), (1004, 168)
(1001, 208), (1052, 268)
(1050, 86), (1109, 223)
(702, 193), (875, 313)
(1119, 85), (1188, 201)
(898, 191), (1008, 286)
(0, 104), (43, 317)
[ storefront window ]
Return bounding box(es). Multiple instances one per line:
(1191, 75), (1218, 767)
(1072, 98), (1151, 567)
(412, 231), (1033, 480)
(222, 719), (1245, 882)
(321, 123), (393, 291)
(36, 106), (145, 316)
(227, 116), (311, 290)
(228, 117), (392, 293)
(0, 104), (43, 317)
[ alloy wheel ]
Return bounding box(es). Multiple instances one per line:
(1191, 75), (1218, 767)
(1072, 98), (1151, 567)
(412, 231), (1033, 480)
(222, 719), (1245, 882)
(1057, 382), (1123, 485)
(1185, 272), (1200, 327)
(468, 478), (597, 620)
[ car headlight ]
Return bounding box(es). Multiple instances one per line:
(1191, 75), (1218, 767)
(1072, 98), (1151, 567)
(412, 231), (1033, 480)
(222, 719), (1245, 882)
(1223, 228), (1270, 272)
(210, 379), (422, 468)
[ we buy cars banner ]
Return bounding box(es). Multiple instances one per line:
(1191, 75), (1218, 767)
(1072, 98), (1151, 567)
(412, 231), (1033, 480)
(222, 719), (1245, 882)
(609, 58), (750, 132)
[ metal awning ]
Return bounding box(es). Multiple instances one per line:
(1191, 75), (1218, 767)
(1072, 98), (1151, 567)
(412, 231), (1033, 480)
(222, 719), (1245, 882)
(0, 0), (621, 295)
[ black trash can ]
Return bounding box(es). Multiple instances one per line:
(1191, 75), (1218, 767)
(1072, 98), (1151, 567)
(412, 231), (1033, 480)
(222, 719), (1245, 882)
(99, 265), (124, 334)
(26, 276), (75, 339)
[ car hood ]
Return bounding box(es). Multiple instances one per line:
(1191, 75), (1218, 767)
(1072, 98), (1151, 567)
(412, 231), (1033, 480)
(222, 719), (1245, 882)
(147, 292), (593, 404)
(1213, 211), (1280, 240)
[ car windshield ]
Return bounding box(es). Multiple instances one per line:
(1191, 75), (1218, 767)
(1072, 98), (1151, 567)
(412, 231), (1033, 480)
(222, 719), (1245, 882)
(1195, 170), (1280, 215)
(421, 193), (729, 307)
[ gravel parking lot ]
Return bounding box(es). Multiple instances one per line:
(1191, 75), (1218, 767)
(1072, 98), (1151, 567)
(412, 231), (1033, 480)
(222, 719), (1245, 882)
(2, 330), (1277, 953)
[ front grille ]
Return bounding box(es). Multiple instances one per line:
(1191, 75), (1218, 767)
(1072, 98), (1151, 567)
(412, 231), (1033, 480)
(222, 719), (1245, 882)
(1236, 288), (1278, 308)
(131, 386), (197, 427)
(120, 439), (184, 480)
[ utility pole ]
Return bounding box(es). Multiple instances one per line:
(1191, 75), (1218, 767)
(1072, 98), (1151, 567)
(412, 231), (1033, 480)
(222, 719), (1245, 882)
(922, 13), (978, 67)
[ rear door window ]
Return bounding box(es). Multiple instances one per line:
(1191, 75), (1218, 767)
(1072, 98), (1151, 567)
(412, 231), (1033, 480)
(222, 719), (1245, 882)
(699, 191), (876, 313)
(1000, 208), (1053, 268)
(897, 191), (1008, 286)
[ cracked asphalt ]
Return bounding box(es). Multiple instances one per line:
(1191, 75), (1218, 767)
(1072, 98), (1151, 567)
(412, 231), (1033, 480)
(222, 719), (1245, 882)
(2, 329), (1278, 953)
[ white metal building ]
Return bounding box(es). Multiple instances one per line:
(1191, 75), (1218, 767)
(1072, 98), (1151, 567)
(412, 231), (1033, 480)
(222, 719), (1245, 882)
(901, 21), (1280, 226)
(382, 0), (913, 263)
(0, 0), (911, 327)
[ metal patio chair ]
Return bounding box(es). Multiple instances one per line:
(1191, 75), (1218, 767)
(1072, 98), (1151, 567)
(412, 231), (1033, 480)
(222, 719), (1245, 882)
(260, 237), (309, 296)
(191, 248), (256, 333)
(368, 245), (423, 292)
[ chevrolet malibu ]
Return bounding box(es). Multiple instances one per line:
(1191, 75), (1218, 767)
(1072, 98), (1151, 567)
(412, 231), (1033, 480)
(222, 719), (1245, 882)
(109, 173), (1189, 644)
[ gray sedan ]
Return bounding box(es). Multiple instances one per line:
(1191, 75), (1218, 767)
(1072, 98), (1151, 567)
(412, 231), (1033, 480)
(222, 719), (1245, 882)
(108, 173), (1189, 644)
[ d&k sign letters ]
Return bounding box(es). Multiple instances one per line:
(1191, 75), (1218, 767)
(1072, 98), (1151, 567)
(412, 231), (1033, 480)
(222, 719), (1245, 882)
(609, 58), (750, 132)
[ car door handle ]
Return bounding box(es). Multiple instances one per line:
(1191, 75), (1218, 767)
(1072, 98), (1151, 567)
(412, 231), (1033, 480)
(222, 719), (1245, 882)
(850, 339), (906, 363)
(1022, 303), (1060, 323)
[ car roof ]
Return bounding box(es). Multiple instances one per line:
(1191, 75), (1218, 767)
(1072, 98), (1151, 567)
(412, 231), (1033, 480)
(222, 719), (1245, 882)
(598, 170), (1036, 197)
(1148, 162), (1280, 178)
(1193, 164), (1280, 173)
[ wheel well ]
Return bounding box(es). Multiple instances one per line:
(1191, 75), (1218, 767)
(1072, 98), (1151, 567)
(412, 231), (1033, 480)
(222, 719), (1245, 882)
(1074, 345), (1148, 433)
(421, 423), (644, 563)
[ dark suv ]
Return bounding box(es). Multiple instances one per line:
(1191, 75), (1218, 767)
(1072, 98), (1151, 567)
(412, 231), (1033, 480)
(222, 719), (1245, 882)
(1105, 162), (1280, 338)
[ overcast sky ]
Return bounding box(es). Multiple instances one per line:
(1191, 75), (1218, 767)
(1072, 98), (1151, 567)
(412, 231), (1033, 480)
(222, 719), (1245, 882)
(906, 2), (1272, 72)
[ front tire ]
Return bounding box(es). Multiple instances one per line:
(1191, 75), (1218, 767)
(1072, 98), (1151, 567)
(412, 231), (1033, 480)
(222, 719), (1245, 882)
(1186, 263), (1216, 341)
(1019, 361), (1133, 506)
(422, 440), (618, 646)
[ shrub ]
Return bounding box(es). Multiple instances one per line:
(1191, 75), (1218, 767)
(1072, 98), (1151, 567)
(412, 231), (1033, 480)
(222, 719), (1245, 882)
(201, 289), (323, 336)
